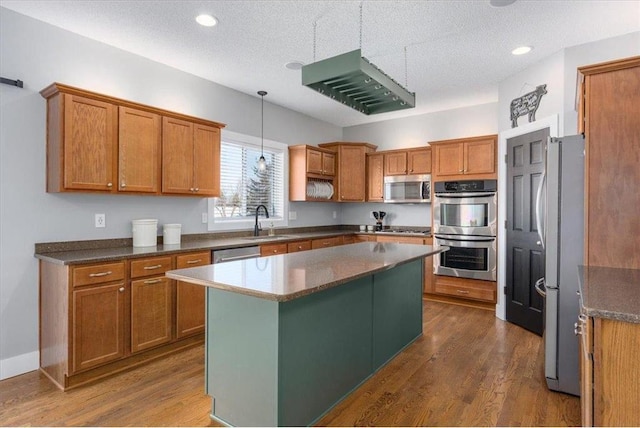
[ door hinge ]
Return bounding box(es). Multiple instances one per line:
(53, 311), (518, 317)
(504, 154), (508, 164)
(504, 287), (507, 295)
(504, 220), (508, 229)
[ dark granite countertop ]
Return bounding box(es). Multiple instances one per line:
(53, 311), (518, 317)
(167, 242), (444, 302)
(578, 265), (640, 324)
(34, 227), (432, 265)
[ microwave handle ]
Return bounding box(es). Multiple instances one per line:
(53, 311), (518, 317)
(421, 181), (431, 199)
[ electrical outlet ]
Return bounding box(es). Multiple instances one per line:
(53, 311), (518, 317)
(289, 211), (297, 220)
(201, 213), (208, 223)
(332, 211), (337, 219)
(95, 213), (106, 228)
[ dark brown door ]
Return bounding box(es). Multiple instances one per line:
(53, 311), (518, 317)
(506, 128), (548, 335)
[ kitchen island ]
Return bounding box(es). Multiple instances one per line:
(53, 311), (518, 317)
(166, 242), (445, 427)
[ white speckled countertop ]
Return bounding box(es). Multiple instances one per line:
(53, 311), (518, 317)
(578, 265), (640, 324)
(166, 242), (445, 302)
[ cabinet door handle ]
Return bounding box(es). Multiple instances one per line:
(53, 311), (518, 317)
(194, 187), (199, 192)
(186, 259), (202, 264)
(298, 245), (303, 250)
(189, 187), (194, 192)
(143, 264), (163, 270)
(107, 182), (113, 188)
(458, 169), (464, 173)
(118, 287), (125, 292)
(88, 271), (112, 278)
(121, 182), (126, 188)
(456, 290), (470, 294)
(574, 322), (582, 336)
(143, 279), (164, 284)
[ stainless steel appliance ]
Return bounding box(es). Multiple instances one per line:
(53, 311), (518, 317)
(536, 135), (584, 396)
(433, 180), (497, 237)
(383, 174), (431, 203)
(212, 246), (260, 263)
(433, 179), (497, 281)
(434, 234), (496, 281)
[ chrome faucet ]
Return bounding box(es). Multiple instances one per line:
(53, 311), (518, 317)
(254, 205), (269, 236)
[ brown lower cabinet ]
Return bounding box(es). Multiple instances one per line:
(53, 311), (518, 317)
(39, 251), (208, 390)
(581, 316), (640, 426)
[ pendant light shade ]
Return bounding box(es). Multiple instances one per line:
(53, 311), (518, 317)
(257, 90), (267, 171)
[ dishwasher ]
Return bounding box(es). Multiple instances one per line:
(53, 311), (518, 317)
(212, 246), (261, 264)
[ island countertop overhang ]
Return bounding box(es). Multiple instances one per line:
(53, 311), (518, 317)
(166, 242), (446, 302)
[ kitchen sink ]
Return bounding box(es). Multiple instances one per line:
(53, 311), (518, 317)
(242, 235), (293, 241)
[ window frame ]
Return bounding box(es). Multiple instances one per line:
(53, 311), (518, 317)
(207, 129), (289, 232)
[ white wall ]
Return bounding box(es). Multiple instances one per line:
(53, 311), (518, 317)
(0, 8), (342, 377)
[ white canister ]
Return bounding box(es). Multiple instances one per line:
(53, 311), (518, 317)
(132, 219), (158, 247)
(163, 223), (182, 245)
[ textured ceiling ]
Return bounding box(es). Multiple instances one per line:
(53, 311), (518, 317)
(2, 0), (639, 127)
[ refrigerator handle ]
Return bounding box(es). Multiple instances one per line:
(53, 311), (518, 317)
(535, 165), (547, 249)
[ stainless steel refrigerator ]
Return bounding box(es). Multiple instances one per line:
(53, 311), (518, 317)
(535, 135), (584, 396)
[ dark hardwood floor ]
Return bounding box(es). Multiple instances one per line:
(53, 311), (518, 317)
(0, 300), (580, 427)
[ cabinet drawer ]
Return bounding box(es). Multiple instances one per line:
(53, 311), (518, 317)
(311, 236), (342, 249)
(130, 256), (173, 279)
(434, 277), (496, 302)
(342, 235), (356, 245)
(72, 262), (125, 287)
(287, 240), (312, 253)
(176, 251), (211, 269)
(261, 243), (288, 256)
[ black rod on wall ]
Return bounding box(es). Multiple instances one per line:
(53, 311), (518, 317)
(1, 77), (24, 88)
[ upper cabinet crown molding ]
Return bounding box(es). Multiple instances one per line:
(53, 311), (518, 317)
(40, 83), (225, 196)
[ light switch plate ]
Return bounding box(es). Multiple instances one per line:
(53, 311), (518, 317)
(201, 213), (208, 223)
(289, 211), (297, 220)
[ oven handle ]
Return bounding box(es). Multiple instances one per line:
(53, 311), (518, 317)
(434, 192), (496, 198)
(434, 234), (495, 242)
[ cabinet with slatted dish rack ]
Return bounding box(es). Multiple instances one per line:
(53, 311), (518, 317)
(288, 145), (337, 201)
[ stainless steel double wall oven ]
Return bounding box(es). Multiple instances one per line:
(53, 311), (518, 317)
(433, 180), (497, 281)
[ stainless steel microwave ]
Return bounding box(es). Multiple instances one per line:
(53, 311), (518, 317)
(383, 174), (431, 203)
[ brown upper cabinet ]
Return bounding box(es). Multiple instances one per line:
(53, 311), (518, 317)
(578, 56), (640, 269)
(40, 83), (225, 196)
(366, 152), (385, 202)
(289, 145), (337, 202)
(430, 134), (497, 181)
(318, 142), (377, 202)
(384, 148), (432, 176)
(119, 107), (161, 193)
(162, 118), (221, 196)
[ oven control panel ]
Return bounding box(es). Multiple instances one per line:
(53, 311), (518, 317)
(435, 180), (497, 193)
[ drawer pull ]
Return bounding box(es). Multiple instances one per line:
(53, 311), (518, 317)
(118, 287), (125, 292)
(298, 246), (303, 249)
(186, 259), (202, 264)
(143, 279), (164, 284)
(88, 271), (112, 278)
(456, 290), (470, 294)
(143, 264), (163, 270)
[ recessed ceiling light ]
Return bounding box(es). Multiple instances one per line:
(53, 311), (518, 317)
(512, 46), (532, 55)
(196, 14), (218, 27)
(285, 61), (305, 70)
(490, 0), (516, 6)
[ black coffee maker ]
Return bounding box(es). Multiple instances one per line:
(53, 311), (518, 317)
(372, 211), (386, 231)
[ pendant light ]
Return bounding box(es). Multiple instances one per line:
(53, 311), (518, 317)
(257, 90), (267, 171)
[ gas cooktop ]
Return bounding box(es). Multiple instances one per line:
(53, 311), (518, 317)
(376, 229), (431, 235)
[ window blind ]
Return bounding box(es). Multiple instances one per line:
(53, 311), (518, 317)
(215, 140), (284, 219)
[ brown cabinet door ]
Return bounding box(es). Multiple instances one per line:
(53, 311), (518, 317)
(193, 124), (220, 196)
(131, 276), (173, 353)
(306, 149), (323, 175)
(175, 252), (210, 339)
(322, 152), (336, 176)
(72, 283), (125, 373)
(118, 107), (161, 193)
(580, 315), (593, 427)
(408, 148), (432, 174)
(367, 153), (384, 202)
(338, 146), (367, 201)
(423, 236), (434, 293)
(384, 152), (408, 175)
(63, 94), (117, 191)
(162, 117), (194, 194)
(464, 138), (496, 176)
(433, 143), (464, 177)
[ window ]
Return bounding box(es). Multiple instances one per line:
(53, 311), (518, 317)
(208, 131), (287, 231)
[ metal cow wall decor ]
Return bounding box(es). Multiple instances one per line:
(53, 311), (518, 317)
(510, 84), (547, 128)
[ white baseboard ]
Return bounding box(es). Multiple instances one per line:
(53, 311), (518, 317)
(0, 351), (39, 380)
